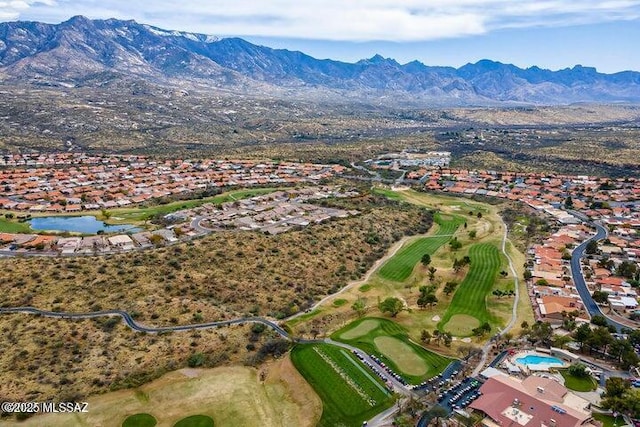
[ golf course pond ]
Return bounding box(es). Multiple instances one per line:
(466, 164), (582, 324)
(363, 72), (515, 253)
(29, 216), (139, 234)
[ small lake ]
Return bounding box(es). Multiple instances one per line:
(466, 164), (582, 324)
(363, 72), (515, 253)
(29, 216), (140, 234)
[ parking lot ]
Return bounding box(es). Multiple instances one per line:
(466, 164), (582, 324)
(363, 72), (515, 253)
(437, 377), (483, 413)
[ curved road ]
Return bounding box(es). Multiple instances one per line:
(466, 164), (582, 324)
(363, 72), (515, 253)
(570, 222), (627, 333)
(0, 306), (290, 338)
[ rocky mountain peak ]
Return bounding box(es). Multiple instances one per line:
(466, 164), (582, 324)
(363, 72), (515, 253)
(1, 17), (639, 105)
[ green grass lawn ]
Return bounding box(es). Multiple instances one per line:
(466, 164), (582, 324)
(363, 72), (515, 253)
(109, 188), (281, 222)
(283, 308), (322, 329)
(0, 217), (32, 233)
(377, 214), (463, 282)
(291, 343), (394, 427)
(173, 415), (214, 427)
(122, 413), (158, 427)
(438, 243), (502, 334)
(559, 370), (597, 392)
(332, 317), (452, 384)
(592, 413), (625, 427)
(372, 188), (403, 201)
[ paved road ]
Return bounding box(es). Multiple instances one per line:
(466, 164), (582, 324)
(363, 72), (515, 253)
(350, 162), (382, 181)
(0, 306), (291, 338)
(189, 215), (212, 234)
(570, 222), (627, 333)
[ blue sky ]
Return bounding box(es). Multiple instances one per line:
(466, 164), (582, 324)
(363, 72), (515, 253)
(3, 0), (640, 73)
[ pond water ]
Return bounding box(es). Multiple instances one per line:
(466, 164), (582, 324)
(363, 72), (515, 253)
(29, 216), (139, 234)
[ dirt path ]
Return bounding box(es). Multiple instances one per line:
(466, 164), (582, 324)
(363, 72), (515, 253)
(285, 234), (420, 321)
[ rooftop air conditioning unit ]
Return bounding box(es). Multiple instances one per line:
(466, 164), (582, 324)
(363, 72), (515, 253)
(537, 386), (545, 393)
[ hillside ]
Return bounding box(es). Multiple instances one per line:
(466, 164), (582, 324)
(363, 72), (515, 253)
(2, 16), (640, 105)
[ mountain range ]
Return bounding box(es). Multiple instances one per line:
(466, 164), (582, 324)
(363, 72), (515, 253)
(1, 16), (640, 106)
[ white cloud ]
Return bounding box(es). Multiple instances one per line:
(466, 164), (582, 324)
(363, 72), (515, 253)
(0, 0), (56, 21)
(8, 0), (640, 41)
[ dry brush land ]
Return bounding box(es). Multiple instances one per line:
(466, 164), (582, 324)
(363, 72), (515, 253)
(0, 193), (434, 404)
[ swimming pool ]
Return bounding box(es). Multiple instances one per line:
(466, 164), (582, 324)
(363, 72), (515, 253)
(516, 355), (564, 366)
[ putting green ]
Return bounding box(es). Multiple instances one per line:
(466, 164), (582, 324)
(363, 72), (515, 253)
(443, 314), (480, 335)
(173, 415), (214, 427)
(340, 319), (380, 340)
(373, 336), (427, 376)
(123, 413), (157, 427)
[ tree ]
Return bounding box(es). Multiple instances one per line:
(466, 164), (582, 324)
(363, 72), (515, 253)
(421, 329), (432, 344)
(552, 335), (573, 349)
(442, 332), (453, 347)
(592, 290), (609, 304)
(449, 237), (462, 251)
(424, 293), (438, 308)
(422, 405), (449, 426)
(608, 339), (631, 364)
(418, 286), (438, 309)
(564, 196), (574, 209)
(428, 266), (437, 281)
(598, 258), (615, 270)
(527, 321), (553, 346)
(568, 363), (589, 378)
(502, 332), (513, 345)
(458, 344), (481, 360)
(351, 297), (367, 317)
(572, 323), (592, 351)
(444, 281), (458, 296)
(432, 329), (441, 346)
(629, 330), (640, 347)
(421, 253), (431, 266)
(586, 326), (614, 355)
(585, 240), (598, 255)
(561, 310), (579, 331)
(187, 352), (206, 367)
(472, 322), (492, 337)
(469, 230), (477, 239)
(378, 297), (404, 317)
(417, 293), (429, 310)
(149, 234), (164, 247)
(591, 315), (608, 326)
(616, 261), (638, 279)
(601, 378), (640, 418)
(620, 347), (640, 370)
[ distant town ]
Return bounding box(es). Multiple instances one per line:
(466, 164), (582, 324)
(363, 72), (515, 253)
(2, 154), (638, 326)
(1, 186), (358, 255)
(0, 153), (346, 212)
